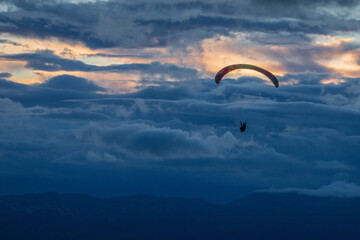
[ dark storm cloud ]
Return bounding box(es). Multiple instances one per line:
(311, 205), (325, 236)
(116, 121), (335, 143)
(1, 50), (198, 79)
(1, 0), (359, 49)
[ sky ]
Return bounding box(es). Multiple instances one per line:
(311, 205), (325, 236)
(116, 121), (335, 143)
(0, 0), (360, 202)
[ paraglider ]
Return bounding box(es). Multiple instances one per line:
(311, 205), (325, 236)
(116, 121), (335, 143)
(214, 64), (279, 133)
(214, 64), (279, 88)
(240, 121), (247, 133)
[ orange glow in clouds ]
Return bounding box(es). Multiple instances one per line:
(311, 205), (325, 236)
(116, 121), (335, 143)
(312, 35), (360, 77)
(321, 79), (346, 85)
(2, 32), (360, 91)
(0, 59), (40, 84)
(199, 35), (285, 83)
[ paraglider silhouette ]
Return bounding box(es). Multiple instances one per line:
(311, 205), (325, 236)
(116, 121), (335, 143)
(214, 64), (279, 133)
(240, 121), (247, 133)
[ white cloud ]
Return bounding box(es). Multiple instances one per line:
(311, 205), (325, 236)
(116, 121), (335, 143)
(0, 2), (18, 12)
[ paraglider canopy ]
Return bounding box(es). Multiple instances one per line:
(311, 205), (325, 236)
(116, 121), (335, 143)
(215, 64), (279, 88)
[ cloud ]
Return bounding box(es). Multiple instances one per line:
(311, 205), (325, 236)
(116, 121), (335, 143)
(1, 0), (359, 49)
(39, 74), (105, 92)
(0, 74), (105, 107)
(0, 38), (24, 47)
(265, 181), (360, 198)
(76, 123), (243, 160)
(1, 50), (96, 71)
(0, 72), (11, 78)
(0, 0), (360, 202)
(252, 0), (358, 6)
(1, 50), (198, 80)
(0, 97), (25, 116)
(0, 68), (360, 200)
(85, 151), (120, 163)
(315, 160), (353, 170)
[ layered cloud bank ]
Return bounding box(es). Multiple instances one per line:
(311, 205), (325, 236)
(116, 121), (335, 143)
(265, 181), (360, 198)
(0, 0), (360, 201)
(1, 71), (360, 201)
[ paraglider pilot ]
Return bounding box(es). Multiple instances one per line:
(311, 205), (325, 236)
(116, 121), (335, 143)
(240, 121), (247, 133)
